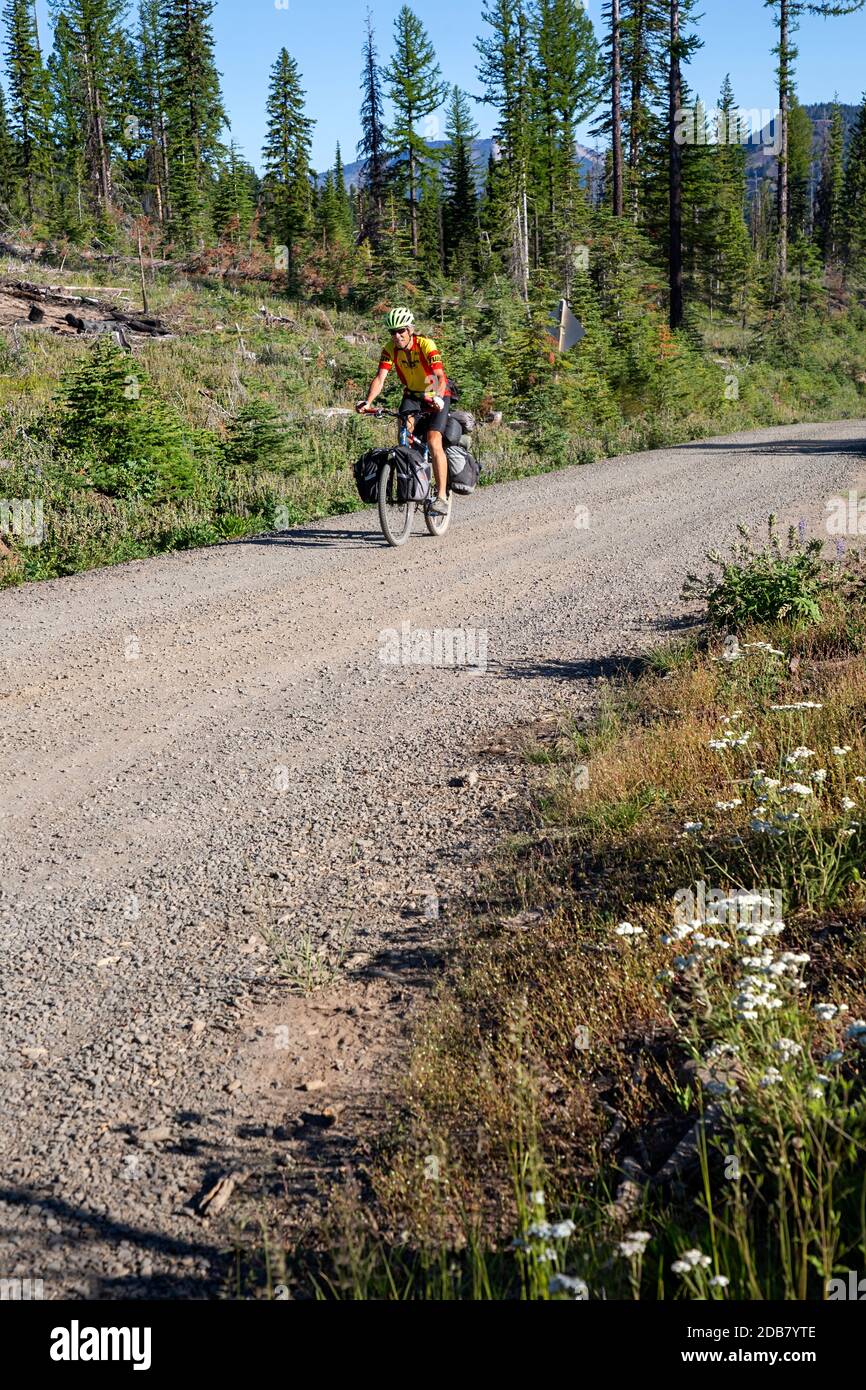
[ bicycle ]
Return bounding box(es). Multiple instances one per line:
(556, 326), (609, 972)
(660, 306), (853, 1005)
(362, 407), (453, 547)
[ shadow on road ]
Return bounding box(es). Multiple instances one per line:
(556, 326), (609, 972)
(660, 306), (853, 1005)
(674, 437), (866, 458)
(239, 526), (383, 550)
(0, 1183), (225, 1299)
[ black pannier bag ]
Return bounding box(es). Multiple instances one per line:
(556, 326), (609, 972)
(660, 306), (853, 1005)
(450, 408), (476, 436)
(354, 447), (386, 503)
(446, 443), (481, 495)
(391, 445), (431, 503)
(443, 414), (463, 446)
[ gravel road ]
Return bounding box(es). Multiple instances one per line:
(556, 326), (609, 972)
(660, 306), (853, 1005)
(1, 418), (864, 1299)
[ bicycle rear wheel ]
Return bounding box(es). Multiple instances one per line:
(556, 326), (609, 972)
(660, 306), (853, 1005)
(378, 460), (414, 547)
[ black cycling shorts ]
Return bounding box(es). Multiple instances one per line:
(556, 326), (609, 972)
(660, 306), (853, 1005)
(399, 392), (450, 437)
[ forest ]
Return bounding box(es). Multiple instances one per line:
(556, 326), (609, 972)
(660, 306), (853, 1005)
(1, 0), (866, 580)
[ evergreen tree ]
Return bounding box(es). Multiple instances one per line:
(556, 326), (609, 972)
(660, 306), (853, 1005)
(593, 0), (625, 215)
(764, 0), (864, 287)
(261, 46), (314, 292)
(331, 144), (353, 241)
(212, 141), (256, 245)
(442, 84), (479, 277)
(842, 90), (866, 275)
(476, 0), (534, 297)
(815, 98), (844, 264)
(384, 6), (448, 260)
(710, 75), (752, 314)
(530, 0), (601, 236)
(0, 81), (18, 212)
(623, 0), (667, 213)
(417, 164), (445, 277)
(137, 0), (169, 223)
(47, 12), (89, 234)
(51, 0), (129, 217)
(357, 8), (389, 248)
(160, 0), (227, 247)
(787, 95), (813, 239)
(59, 338), (196, 501)
(3, 0), (53, 218)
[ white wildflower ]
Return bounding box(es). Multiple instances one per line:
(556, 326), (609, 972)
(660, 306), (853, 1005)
(676, 1249), (712, 1271)
(770, 702), (823, 711)
(618, 1230), (651, 1259)
(548, 1274), (588, 1299)
(760, 1067), (783, 1087)
(813, 1002), (847, 1022)
(616, 922), (644, 937)
(832, 746), (852, 757)
(780, 783), (812, 797)
(708, 1275), (730, 1288)
(785, 747), (815, 764)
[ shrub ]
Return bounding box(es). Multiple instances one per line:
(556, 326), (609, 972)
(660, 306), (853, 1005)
(683, 516), (831, 629)
(58, 339), (198, 503)
(221, 400), (288, 469)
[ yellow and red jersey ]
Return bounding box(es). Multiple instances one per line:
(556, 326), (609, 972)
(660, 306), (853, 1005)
(378, 333), (450, 396)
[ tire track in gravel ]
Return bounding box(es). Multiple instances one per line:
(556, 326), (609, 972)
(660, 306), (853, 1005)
(0, 418), (864, 1297)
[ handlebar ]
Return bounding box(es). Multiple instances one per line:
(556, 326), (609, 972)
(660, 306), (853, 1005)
(356, 404), (400, 418)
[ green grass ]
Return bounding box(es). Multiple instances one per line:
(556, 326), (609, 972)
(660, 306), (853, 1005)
(263, 540), (866, 1301)
(2, 261), (866, 587)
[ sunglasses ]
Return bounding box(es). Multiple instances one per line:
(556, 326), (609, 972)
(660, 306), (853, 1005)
(392, 326), (413, 338)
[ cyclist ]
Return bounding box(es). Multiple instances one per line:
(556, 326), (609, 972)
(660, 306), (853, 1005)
(357, 307), (451, 516)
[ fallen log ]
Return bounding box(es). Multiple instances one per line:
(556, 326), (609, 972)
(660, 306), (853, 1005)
(0, 278), (171, 338)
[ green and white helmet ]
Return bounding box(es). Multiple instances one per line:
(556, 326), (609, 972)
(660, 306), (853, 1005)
(386, 306), (414, 331)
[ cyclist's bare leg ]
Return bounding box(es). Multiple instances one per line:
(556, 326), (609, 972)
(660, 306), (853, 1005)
(427, 429), (449, 499)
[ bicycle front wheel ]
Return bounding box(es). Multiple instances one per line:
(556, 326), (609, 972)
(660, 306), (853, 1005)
(423, 490), (453, 537)
(378, 461), (414, 547)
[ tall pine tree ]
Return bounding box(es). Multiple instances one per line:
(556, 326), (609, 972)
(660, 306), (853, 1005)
(384, 6), (447, 260)
(3, 0), (53, 219)
(815, 98), (844, 265)
(842, 91), (866, 276)
(138, 0), (170, 223)
(442, 85), (479, 277)
(52, 0), (129, 217)
(160, 0), (227, 247)
(357, 8), (389, 248)
(261, 46), (314, 292)
(476, 0), (534, 297)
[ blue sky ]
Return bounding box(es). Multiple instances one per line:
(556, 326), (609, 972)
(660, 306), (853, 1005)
(25, 0), (866, 173)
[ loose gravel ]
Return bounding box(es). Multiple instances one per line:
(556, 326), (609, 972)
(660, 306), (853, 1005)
(1, 418), (864, 1298)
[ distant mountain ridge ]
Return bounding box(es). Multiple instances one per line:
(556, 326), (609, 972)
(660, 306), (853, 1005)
(318, 137), (602, 190)
(318, 103), (859, 192)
